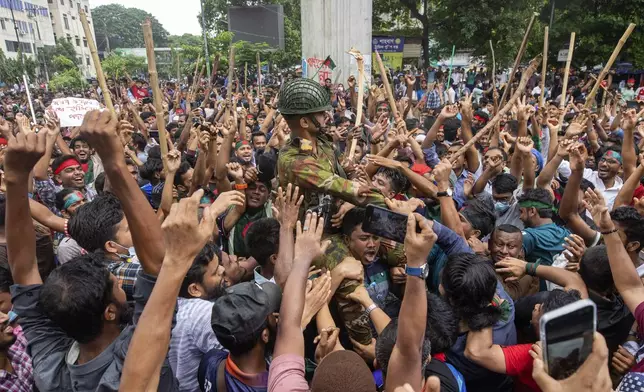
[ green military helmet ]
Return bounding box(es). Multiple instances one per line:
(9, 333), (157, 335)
(278, 78), (332, 115)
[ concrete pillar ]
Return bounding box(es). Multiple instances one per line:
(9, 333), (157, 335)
(301, 0), (372, 86)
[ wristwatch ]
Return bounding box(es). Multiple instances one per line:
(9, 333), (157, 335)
(405, 263), (429, 279)
(436, 189), (453, 197)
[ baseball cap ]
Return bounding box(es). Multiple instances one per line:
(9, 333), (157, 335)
(210, 282), (282, 344)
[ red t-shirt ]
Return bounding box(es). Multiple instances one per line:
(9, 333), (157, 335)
(502, 344), (540, 392)
(631, 185), (644, 206)
(131, 85), (149, 98)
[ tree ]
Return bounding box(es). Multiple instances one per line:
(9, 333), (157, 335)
(92, 4), (169, 50)
(40, 40), (78, 74)
(49, 69), (87, 92)
(0, 48), (37, 84)
(101, 52), (147, 78)
(534, 0), (644, 68)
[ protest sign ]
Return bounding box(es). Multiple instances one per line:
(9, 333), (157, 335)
(51, 97), (101, 127)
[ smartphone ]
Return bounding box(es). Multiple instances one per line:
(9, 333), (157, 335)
(539, 299), (596, 380)
(363, 204), (420, 244)
(627, 100), (639, 110)
(142, 97), (152, 105)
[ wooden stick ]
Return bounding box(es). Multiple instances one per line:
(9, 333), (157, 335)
(585, 23), (636, 109)
(210, 53), (220, 87)
(560, 32), (576, 109)
(244, 62), (248, 91)
(227, 47), (236, 98)
(176, 51), (181, 83)
(142, 19), (169, 172)
(374, 50), (400, 120)
(79, 10), (114, 114)
(539, 27), (549, 107)
(489, 40), (496, 89)
(347, 48), (365, 160)
(499, 12), (538, 107)
(256, 52), (261, 97)
(450, 56), (541, 161)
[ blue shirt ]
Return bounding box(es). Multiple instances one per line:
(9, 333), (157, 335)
(199, 350), (269, 392)
(522, 222), (570, 266)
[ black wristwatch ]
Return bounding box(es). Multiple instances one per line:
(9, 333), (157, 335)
(436, 189), (452, 197)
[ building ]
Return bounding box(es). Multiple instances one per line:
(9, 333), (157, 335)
(0, 0), (55, 68)
(46, 0), (95, 77)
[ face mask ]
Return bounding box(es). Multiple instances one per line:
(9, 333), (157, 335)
(494, 201), (510, 214)
(112, 241), (136, 261)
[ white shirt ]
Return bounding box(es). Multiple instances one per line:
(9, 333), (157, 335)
(582, 168), (623, 210)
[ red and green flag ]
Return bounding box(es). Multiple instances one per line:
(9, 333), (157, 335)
(322, 55), (336, 70)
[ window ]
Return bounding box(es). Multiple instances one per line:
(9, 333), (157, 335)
(0, 19), (5, 31)
(53, 32), (57, 42)
(66, 34), (71, 42)
(63, 14), (69, 29)
(75, 36), (80, 46)
(71, 15), (75, 20)
(48, 0), (52, 3)
(86, 56), (90, 66)
(84, 5), (87, 12)
(76, 2), (80, 11)
(5, 40), (33, 53)
(60, 0), (64, 5)
(69, 0), (72, 7)
(83, 37), (87, 47)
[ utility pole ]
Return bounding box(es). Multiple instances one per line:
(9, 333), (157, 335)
(199, 0), (211, 79)
(8, 0), (26, 70)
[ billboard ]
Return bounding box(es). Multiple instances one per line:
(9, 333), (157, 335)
(372, 36), (405, 71)
(228, 5), (285, 50)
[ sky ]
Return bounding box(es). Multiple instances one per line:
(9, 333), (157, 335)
(90, 0), (203, 36)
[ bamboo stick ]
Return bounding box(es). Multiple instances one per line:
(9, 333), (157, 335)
(451, 56), (541, 161)
(585, 23), (636, 109)
(142, 19), (169, 172)
(499, 12), (538, 107)
(210, 54), (220, 87)
(560, 32), (576, 109)
(79, 10), (114, 114)
(539, 27), (549, 107)
(347, 48), (365, 160)
(244, 62), (248, 91)
(374, 50), (400, 120)
(227, 47), (236, 98)
(256, 52), (261, 97)
(489, 40), (496, 89)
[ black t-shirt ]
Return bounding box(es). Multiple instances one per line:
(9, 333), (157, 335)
(425, 359), (461, 392)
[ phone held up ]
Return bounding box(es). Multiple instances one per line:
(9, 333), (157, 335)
(539, 299), (596, 380)
(362, 204), (423, 244)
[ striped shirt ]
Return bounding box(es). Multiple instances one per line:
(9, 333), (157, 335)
(169, 297), (222, 391)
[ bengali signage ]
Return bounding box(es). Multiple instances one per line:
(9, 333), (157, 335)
(372, 37), (405, 53)
(51, 97), (101, 127)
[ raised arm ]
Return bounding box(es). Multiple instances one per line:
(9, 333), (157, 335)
(29, 199), (66, 233)
(536, 141), (567, 189)
(274, 212), (329, 358)
(459, 94), (480, 173)
(586, 188), (644, 314)
(495, 257), (588, 298)
(33, 119), (59, 180)
(214, 122), (234, 193)
(433, 160), (466, 238)
(5, 132), (47, 285)
(516, 136), (536, 191)
(614, 154), (644, 210)
(120, 190), (215, 390)
(158, 150), (181, 218)
(622, 109), (641, 181)
(273, 184), (301, 289)
(79, 110), (165, 275)
(385, 214), (437, 392)
(559, 144), (598, 245)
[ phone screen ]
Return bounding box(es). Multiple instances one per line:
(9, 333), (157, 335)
(363, 204), (411, 244)
(542, 301), (595, 380)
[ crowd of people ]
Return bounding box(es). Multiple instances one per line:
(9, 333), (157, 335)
(1, 54), (644, 392)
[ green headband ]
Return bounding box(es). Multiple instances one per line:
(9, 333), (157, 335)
(518, 200), (555, 211)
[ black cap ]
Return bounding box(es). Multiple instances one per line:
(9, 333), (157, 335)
(210, 282), (281, 344)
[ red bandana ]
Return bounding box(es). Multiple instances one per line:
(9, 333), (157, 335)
(54, 158), (82, 175)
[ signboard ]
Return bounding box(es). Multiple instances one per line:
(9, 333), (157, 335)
(372, 52), (404, 73)
(372, 37), (405, 53)
(557, 49), (569, 62)
(51, 97), (101, 127)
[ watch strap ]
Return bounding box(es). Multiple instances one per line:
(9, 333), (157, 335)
(405, 264), (428, 278)
(436, 191), (450, 197)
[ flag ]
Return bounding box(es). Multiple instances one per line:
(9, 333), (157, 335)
(322, 55), (336, 70)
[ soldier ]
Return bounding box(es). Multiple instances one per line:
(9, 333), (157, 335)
(277, 78), (385, 216)
(277, 78), (406, 348)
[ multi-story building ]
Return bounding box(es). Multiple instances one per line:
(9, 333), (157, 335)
(47, 0), (95, 77)
(0, 0), (55, 71)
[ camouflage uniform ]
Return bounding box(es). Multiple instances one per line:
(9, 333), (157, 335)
(311, 234), (406, 345)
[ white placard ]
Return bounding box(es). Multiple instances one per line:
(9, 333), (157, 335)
(51, 97), (101, 127)
(557, 49), (569, 62)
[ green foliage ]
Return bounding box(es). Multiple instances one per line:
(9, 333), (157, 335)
(92, 4), (169, 49)
(101, 52), (147, 78)
(49, 68), (87, 92)
(0, 48), (36, 84)
(40, 41), (78, 74)
(529, 0), (644, 68)
(52, 55), (76, 71)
